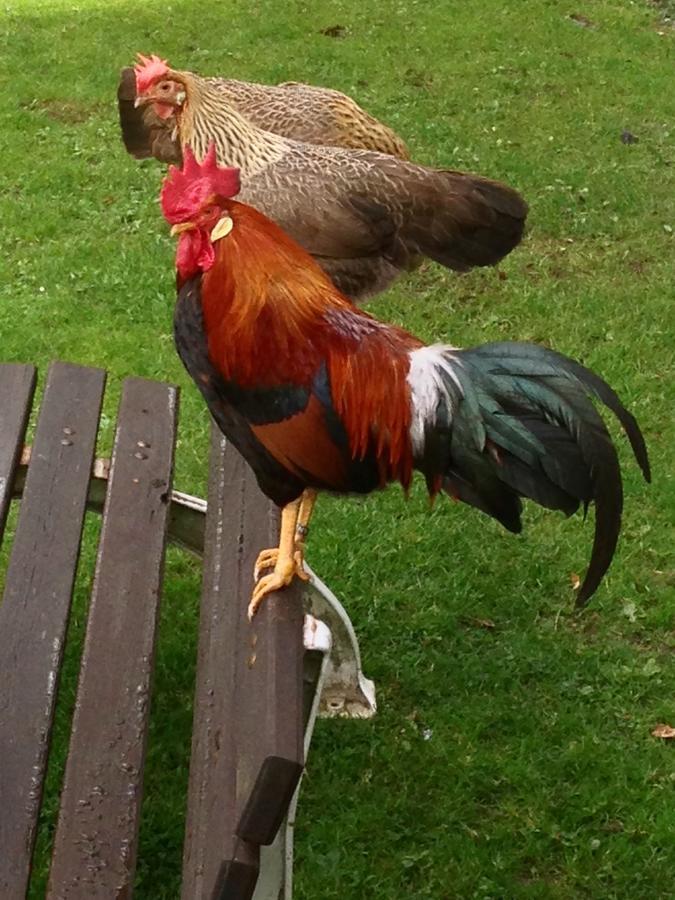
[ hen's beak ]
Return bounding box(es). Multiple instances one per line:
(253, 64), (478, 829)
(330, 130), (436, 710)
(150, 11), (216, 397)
(134, 91), (185, 109)
(170, 222), (195, 236)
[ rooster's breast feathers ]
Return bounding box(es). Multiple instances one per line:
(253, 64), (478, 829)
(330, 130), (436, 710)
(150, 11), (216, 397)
(175, 214), (420, 501)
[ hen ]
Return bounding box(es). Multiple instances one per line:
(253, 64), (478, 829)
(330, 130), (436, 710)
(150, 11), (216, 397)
(118, 62), (410, 164)
(161, 147), (649, 619)
(134, 54), (528, 302)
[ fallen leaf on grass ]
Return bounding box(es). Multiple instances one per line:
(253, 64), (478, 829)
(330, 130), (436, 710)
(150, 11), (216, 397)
(651, 724), (675, 740)
(462, 616), (496, 630)
(570, 572), (581, 591)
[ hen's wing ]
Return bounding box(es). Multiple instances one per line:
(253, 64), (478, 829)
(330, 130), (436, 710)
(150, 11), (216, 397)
(242, 144), (526, 289)
(118, 67), (408, 165)
(195, 76), (410, 158)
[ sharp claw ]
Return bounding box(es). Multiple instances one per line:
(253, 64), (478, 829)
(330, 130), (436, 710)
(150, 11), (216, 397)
(247, 596), (261, 621)
(247, 557), (299, 621)
(248, 573), (281, 620)
(248, 581), (265, 620)
(293, 551), (311, 581)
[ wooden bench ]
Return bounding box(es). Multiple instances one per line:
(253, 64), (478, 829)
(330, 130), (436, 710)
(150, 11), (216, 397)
(0, 362), (375, 900)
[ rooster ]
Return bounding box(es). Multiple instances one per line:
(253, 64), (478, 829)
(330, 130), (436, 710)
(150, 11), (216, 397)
(118, 61), (410, 164)
(161, 147), (649, 619)
(135, 54), (528, 302)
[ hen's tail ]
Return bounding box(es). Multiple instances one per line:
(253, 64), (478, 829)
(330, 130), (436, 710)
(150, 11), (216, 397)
(117, 67), (182, 164)
(402, 169), (528, 270)
(415, 342), (650, 605)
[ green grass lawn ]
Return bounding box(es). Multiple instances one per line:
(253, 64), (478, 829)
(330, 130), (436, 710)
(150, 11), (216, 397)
(1, 0), (674, 897)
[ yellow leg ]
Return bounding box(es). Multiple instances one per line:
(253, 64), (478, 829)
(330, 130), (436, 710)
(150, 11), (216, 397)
(253, 490), (318, 582)
(293, 489), (317, 572)
(249, 498), (303, 620)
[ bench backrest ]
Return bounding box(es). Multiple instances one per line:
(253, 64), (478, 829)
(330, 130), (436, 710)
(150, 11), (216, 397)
(0, 362), (304, 900)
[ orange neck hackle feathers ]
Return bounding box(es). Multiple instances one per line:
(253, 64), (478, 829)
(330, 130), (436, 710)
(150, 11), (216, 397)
(200, 202), (355, 380)
(163, 145), (417, 488)
(199, 210), (418, 488)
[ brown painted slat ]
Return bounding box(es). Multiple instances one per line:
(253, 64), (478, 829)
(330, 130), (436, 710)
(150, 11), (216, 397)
(0, 364), (37, 540)
(211, 841), (259, 900)
(47, 377), (178, 899)
(0, 362), (105, 899)
(182, 428), (304, 900)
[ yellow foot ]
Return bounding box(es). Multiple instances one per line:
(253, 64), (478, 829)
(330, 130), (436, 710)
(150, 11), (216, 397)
(248, 552), (308, 620)
(253, 545), (310, 584)
(249, 495), (313, 620)
(254, 547), (279, 582)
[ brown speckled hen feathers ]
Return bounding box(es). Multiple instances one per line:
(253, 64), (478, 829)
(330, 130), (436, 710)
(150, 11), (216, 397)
(118, 66), (410, 164)
(128, 62), (528, 300)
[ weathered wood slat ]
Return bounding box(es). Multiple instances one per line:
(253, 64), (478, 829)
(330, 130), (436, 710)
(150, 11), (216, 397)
(12, 452), (207, 555)
(47, 378), (178, 899)
(182, 429), (304, 900)
(0, 363), (36, 540)
(0, 362), (105, 899)
(211, 842), (260, 900)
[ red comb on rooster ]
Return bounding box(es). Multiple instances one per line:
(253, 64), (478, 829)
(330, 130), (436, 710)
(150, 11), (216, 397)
(162, 145), (241, 222)
(162, 147), (649, 620)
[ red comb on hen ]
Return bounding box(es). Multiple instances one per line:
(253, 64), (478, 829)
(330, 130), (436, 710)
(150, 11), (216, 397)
(160, 145), (241, 224)
(134, 53), (170, 93)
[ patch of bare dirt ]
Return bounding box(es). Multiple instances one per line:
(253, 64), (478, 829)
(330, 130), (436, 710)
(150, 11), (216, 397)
(21, 98), (102, 124)
(568, 13), (596, 29)
(319, 24), (347, 38)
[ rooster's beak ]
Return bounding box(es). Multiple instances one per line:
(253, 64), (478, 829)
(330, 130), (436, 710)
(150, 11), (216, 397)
(134, 95), (149, 108)
(170, 222), (195, 236)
